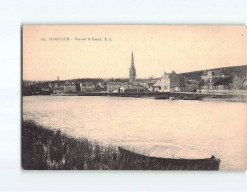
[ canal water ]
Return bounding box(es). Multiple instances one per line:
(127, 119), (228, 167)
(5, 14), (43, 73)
(23, 96), (247, 170)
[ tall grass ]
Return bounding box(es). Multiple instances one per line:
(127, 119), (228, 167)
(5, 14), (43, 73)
(22, 120), (120, 170)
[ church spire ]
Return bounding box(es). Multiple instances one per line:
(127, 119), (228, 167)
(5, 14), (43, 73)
(129, 51), (136, 82)
(131, 51), (134, 67)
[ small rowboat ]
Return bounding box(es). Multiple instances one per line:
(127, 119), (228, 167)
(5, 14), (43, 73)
(154, 95), (169, 100)
(118, 143), (220, 170)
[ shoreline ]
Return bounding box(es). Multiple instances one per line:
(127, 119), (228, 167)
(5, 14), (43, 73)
(24, 91), (247, 102)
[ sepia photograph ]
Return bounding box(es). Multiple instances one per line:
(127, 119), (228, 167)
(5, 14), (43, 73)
(22, 25), (247, 171)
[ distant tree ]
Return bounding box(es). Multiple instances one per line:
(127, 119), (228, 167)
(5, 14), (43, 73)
(75, 83), (81, 91)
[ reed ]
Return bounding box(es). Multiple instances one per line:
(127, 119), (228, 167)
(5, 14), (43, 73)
(22, 120), (122, 170)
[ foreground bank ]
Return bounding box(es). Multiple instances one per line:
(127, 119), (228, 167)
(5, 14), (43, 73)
(22, 120), (220, 170)
(22, 120), (119, 170)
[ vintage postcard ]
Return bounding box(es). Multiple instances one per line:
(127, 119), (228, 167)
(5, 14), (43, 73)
(22, 25), (247, 170)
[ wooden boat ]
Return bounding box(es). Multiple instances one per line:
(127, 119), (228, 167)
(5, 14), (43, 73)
(118, 143), (220, 170)
(183, 95), (203, 100)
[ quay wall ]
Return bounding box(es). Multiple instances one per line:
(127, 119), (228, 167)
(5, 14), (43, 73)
(77, 91), (247, 99)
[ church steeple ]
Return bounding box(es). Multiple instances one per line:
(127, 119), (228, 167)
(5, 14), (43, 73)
(131, 51), (134, 67)
(129, 51), (136, 82)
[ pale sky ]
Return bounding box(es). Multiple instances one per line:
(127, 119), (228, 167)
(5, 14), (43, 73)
(23, 25), (247, 80)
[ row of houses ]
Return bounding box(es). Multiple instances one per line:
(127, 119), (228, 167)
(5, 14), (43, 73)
(23, 81), (106, 95)
(106, 82), (147, 93)
(105, 69), (246, 94)
(151, 69), (247, 94)
(23, 69), (247, 95)
(52, 82), (107, 94)
(198, 69), (247, 94)
(200, 69), (243, 90)
(137, 71), (199, 93)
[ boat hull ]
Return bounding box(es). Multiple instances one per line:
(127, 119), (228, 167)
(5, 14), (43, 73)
(118, 147), (220, 170)
(154, 96), (169, 100)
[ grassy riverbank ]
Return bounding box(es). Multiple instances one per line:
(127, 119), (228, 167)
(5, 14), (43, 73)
(22, 120), (120, 170)
(22, 120), (220, 170)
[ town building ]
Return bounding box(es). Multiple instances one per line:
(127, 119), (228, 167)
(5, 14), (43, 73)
(129, 51), (136, 82)
(64, 83), (77, 93)
(183, 78), (199, 92)
(200, 72), (242, 94)
(242, 78), (247, 89)
(213, 76), (241, 90)
(201, 69), (227, 89)
(53, 83), (64, 94)
(133, 85), (146, 93)
(143, 82), (155, 92)
(153, 71), (182, 92)
(107, 82), (121, 93)
(119, 84), (146, 93)
(119, 84), (135, 93)
(95, 82), (107, 92)
(80, 82), (96, 92)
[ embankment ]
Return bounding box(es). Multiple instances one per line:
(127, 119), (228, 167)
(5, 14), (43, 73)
(77, 91), (247, 101)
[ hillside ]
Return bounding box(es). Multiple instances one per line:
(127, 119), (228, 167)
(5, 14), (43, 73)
(179, 65), (247, 81)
